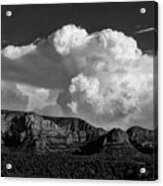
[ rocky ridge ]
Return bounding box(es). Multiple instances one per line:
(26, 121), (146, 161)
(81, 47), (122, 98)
(1, 110), (157, 155)
(1, 110), (105, 151)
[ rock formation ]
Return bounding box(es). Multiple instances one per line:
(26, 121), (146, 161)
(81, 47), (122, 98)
(1, 110), (156, 155)
(127, 126), (155, 153)
(74, 127), (156, 155)
(1, 110), (105, 152)
(103, 128), (129, 145)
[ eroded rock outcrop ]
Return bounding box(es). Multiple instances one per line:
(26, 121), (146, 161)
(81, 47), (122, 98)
(127, 126), (155, 153)
(74, 128), (131, 155)
(74, 127), (156, 155)
(1, 110), (157, 155)
(1, 110), (105, 151)
(103, 128), (129, 145)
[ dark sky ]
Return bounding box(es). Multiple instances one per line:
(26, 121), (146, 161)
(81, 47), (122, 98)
(2, 1), (157, 50)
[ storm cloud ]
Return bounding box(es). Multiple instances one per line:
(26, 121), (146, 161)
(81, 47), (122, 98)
(1, 24), (154, 129)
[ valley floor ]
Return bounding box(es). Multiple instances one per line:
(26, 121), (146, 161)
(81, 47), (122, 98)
(1, 146), (158, 180)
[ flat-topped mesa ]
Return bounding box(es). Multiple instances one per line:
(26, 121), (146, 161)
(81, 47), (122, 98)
(1, 110), (106, 151)
(1, 110), (156, 155)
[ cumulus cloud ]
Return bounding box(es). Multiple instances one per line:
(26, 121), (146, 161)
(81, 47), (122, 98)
(1, 80), (63, 118)
(2, 24), (154, 129)
(54, 25), (154, 128)
(1, 36), (71, 89)
(67, 101), (78, 114)
(16, 84), (50, 110)
(68, 55), (153, 117)
(1, 81), (29, 111)
(2, 44), (36, 59)
(54, 24), (89, 55)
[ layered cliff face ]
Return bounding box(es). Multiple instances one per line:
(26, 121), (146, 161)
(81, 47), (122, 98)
(1, 110), (105, 151)
(74, 128), (131, 155)
(1, 110), (156, 155)
(127, 126), (156, 153)
(74, 127), (156, 155)
(103, 128), (130, 145)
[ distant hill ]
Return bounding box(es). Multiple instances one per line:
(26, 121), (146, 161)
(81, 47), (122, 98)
(74, 127), (157, 155)
(127, 126), (157, 154)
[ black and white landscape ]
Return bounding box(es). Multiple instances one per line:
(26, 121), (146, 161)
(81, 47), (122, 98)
(1, 2), (158, 180)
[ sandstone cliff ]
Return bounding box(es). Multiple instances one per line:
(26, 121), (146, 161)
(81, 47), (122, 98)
(127, 126), (156, 153)
(1, 110), (156, 155)
(1, 110), (105, 152)
(74, 127), (156, 155)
